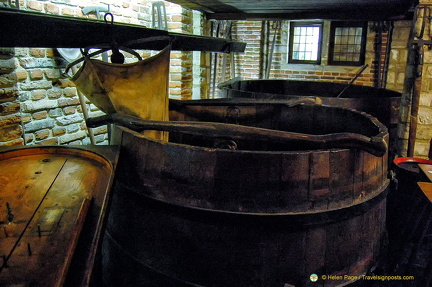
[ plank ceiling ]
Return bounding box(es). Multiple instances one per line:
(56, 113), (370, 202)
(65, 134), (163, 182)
(164, 0), (417, 20)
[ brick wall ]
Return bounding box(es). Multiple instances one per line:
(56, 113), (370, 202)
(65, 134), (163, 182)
(1, 0), (196, 147)
(0, 48), (23, 146)
(209, 20), (410, 97)
(211, 21), (375, 86)
(166, 4), (194, 100)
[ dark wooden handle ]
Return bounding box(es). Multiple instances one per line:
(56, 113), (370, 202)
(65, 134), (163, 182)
(87, 113), (387, 157)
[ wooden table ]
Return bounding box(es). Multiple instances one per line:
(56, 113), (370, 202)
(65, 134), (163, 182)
(419, 164), (432, 182)
(0, 145), (119, 287)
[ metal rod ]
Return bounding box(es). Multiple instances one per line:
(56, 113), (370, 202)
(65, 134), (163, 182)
(375, 22), (383, 88)
(265, 21), (281, 79)
(407, 44), (422, 157)
(220, 21), (233, 83)
(2, 255), (8, 268)
(381, 21), (394, 89)
(336, 64), (369, 98)
(211, 21), (222, 98)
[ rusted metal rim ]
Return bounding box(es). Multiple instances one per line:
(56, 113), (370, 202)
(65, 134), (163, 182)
(115, 179), (388, 227)
(393, 157), (432, 166)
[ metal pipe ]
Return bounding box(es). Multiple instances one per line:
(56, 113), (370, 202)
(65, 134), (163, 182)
(265, 21), (281, 79)
(211, 21), (221, 98)
(407, 44), (422, 157)
(336, 64), (369, 98)
(259, 21), (267, 79)
(220, 21), (233, 83)
(374, 22), (383, 88)
(381, 21), (394, 89)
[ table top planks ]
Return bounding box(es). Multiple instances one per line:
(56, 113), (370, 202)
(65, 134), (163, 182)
(0, 146), (118, 287)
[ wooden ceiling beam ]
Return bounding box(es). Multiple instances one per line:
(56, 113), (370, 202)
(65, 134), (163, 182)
(164, 0), (415, 21)
(0, 8), (246, 53)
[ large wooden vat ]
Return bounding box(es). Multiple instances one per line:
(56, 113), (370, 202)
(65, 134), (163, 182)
(0, 145), (118, 287)
(219, 79), (401, 155)
(103, 101), (389, 287)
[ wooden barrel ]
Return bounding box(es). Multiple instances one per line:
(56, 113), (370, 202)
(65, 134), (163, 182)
(103, 101), (389, 287)
(219, 79), (401, 156)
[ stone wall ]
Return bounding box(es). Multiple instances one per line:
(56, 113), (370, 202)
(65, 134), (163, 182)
(410, 1), (432, 157)
(387, 21), (411, 92)
(1, 0), (196, 147)
(396, 1), (432, 158)
(0, 48), (23, 146)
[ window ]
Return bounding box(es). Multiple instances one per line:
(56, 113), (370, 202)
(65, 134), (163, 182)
(328, 22), (367, 66)
(288, 22), (323, 65)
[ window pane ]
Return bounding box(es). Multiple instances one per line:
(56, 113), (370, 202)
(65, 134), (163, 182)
(330, 23), (365, 65)
(291, 24), (321, 62)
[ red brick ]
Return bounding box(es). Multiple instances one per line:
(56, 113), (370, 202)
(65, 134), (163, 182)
(35, 129), (50, 140)
(172, 15), (182, 22)
(0, 124), (22, 142)
(45, 69), (60, 80)
(30, 49), (45, 58)
(0, 88), (19, 101)
(58, 98), (80, 107)
(321, 76), (335, 80)
(0, 102), (20, 115)
(63, 87), (77, 98)
(31, 89), (46, 101)
(46, 49), (55, 58)
(45, 3), (59, 14)
(52, 127), (66, 136)
(16, 70), (28, 81)
(53, 79), (75, 88)
(170, 74), (182, 81)
(0, 138), (24, 146)
(0, 114), (21, 126)
(63, 106), (76, 115)
(47, 89), (62, 99)
(28, 1), (42, 11)
(30, 69), (44, 80)
(169, 82), (182, 88)
(36, 138), (59, 145)
(305, 75), (320, 80)
(33, 111), (48, 120)
(62, 7), (75, 16)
